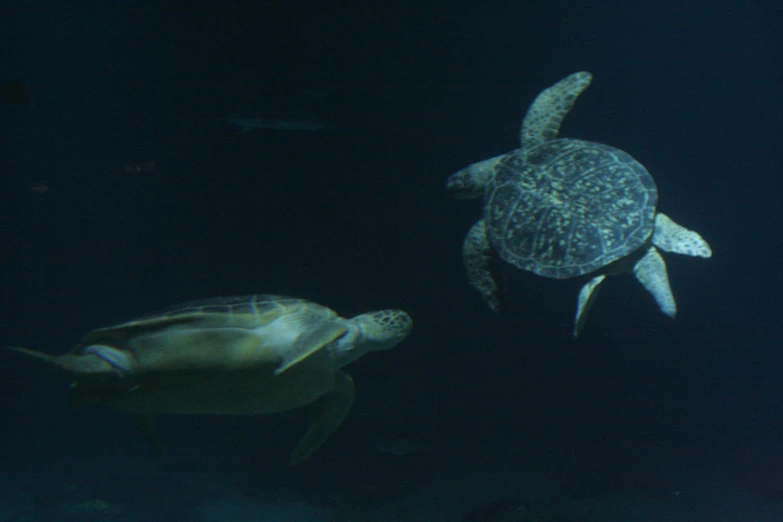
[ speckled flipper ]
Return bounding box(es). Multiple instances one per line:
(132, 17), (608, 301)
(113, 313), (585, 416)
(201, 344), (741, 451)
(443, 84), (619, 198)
(574, 274), (606, 338)
(289, 370), (354, 465)
(633, 246), (676, 318)
(652, 213), (712, 258)
(463, 219), (501, 311)
(520, 72), (593, 150)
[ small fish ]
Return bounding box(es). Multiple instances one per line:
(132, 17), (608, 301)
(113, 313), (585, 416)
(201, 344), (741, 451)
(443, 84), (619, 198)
(124, 160), (159, 175)
(226, 117), (325, 134)
(25, 181), (51, 194)
(2, 80), (31, 106)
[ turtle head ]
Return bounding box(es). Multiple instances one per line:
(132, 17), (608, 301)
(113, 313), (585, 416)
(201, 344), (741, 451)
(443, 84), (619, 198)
(335, 310), (412, 366)
(445, 155), (504, 199)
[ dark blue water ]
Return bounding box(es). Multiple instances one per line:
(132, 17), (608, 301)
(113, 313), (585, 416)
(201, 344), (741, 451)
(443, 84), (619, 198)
(1, 1), (782, 520)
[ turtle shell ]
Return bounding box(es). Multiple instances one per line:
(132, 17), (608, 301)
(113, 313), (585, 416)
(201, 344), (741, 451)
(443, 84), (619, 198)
(71, 294), (336, 354)
(485, 138), (658, 279)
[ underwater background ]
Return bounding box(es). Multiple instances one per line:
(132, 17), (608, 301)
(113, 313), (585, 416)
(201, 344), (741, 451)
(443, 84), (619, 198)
(1, 1), (782, 520)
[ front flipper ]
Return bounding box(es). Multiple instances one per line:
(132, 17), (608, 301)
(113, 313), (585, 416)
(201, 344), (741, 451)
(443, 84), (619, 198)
(633, 247), (677, 318)
(521, 72), (593, 149)
(463, 219), (502, 312)
(275, 320), (347, 376)
(289, 371), (355, 465)
(651, 213), (712, 258)
(574, 274), (606, 338)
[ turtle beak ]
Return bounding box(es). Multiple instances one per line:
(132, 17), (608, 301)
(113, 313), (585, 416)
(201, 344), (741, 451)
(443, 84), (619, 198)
(8, 346), (116, 375)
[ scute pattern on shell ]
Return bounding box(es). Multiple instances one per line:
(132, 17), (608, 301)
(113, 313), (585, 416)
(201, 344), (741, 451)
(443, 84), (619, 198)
(148, 294), (300, 318)
(485, 138), (658, 279)
(71, 295), (325, 354)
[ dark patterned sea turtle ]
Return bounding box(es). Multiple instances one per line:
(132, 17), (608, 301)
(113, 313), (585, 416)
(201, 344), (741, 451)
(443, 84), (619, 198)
(11, 295), (412, 464)
(446, 72), (711, 337)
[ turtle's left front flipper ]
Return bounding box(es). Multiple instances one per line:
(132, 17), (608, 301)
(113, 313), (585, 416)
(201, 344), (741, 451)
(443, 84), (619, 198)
(289, 371), (355, 465)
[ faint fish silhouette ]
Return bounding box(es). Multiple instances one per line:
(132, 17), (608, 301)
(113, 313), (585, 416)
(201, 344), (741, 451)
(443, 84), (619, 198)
(25, 181), (51, 194)
(124, 160), (159, 175)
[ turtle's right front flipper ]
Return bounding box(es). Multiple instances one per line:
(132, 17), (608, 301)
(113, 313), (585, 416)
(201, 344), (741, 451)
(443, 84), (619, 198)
(463, 219), (502, 312)
(520, 71), (593, 149)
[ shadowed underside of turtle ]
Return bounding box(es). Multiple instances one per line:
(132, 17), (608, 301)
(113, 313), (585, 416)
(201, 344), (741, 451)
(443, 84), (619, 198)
(446, 72), (712, 337)
(10, 295), (413, 465)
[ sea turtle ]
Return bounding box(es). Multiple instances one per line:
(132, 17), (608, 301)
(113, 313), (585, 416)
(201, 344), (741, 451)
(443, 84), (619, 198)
(446, 72), (712, 337)
(11, 295), (412, 464)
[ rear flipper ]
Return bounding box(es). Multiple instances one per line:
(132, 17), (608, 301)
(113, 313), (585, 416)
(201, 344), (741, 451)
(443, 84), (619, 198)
(8, 346), (119, 375)
(289, 370), (355, 465)
(652, 213), (712, 258)
(574, 274), (606, 338)
(633, 246), (677, 318)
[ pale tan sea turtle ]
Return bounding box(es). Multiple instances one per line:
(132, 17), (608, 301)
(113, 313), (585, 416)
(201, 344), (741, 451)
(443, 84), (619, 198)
(446, 72), (712, 336)
(11, 295), (413, 464)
